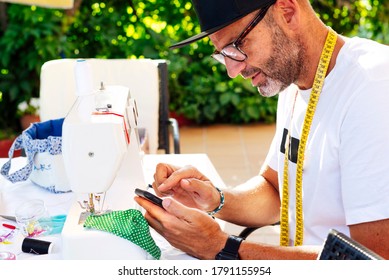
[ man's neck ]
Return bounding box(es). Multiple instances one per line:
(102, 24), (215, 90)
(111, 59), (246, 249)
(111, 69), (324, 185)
(297, 27), (345, 90)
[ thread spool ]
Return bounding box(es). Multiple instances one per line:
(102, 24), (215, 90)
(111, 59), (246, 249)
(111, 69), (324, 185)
(22, 238), (53, 255)
(75, 59), (93, 97)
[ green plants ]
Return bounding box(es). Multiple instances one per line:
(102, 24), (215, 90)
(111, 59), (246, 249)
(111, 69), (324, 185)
(168, 55), (278, 124)
(0, 3), (68, 132)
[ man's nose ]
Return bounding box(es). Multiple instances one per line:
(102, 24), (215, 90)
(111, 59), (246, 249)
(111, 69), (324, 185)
(225, 58), (246, 78)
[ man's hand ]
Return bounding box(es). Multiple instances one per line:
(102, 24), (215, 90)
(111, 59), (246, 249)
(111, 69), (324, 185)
(135, 195), (228, 259)
(151, 163), (221, 212)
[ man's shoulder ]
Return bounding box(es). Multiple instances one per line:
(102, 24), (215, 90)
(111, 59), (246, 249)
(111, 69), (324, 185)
(344, 36), (389, 53)
(340, 37), (389, 81)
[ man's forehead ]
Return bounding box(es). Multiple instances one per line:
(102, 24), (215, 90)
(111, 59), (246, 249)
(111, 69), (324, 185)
(209, 28), (232, 48)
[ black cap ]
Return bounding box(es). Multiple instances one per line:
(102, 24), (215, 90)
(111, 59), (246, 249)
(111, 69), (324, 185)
(170, 0), (277, 49)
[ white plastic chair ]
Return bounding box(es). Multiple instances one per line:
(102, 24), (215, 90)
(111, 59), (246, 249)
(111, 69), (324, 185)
(39, 58), (180, 154)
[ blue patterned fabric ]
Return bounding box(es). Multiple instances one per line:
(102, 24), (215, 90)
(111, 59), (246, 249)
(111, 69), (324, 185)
(0, 118), (68, 193)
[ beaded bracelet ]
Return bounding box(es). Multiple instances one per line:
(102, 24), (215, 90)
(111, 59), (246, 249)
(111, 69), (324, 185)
(207, 187), (225, 216)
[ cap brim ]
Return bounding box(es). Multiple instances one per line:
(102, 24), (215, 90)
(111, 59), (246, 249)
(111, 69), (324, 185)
(169, 0), (277, 50)
(169, 15), (244, 50)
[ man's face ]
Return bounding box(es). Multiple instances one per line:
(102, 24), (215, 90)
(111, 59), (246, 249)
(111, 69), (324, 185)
(251, 21), (306, 97)
(210, 12), (306, 97)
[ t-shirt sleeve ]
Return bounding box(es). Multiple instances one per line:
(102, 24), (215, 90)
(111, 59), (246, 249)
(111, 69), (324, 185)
(340, 81), (389, 225)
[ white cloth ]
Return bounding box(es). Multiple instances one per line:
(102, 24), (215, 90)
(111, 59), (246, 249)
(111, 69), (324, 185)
(266, 37), (389, 245)
(1, 154), (224, 259)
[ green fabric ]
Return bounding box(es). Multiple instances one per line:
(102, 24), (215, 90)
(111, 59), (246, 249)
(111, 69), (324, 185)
(83, 209), (161, 260)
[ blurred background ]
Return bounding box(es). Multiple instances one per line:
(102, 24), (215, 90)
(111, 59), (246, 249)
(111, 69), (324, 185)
(0, 0), (388, 143)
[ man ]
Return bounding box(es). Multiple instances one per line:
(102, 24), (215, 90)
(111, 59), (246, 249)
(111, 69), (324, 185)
(135, 0), (389, 259)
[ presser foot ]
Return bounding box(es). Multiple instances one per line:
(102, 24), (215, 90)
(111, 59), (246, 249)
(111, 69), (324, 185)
(77, 209), (113, 225)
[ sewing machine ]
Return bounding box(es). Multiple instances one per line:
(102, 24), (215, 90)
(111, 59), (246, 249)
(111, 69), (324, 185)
(61, 60), (150, 259)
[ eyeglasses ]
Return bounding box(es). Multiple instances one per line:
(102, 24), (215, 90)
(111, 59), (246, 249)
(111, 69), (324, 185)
(211, 5), (272, 65)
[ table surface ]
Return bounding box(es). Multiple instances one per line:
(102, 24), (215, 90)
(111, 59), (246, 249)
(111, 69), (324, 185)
(0, 153), (226, 260)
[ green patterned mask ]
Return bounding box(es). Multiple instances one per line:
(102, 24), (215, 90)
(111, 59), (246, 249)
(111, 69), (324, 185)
(84, 209), (161, 259)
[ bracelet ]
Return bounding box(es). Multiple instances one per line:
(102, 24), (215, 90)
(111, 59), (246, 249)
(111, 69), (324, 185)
(207, 187), (225, 216)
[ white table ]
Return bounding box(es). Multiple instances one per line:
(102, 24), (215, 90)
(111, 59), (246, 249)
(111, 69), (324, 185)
(0, 154), (226, 260)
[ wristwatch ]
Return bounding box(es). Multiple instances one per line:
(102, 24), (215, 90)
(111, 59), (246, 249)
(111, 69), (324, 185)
(215, 235), (243, 260)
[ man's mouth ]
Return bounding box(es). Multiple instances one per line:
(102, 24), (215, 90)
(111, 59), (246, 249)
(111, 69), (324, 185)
(251, 71), (264, 87)
(241, 68), (266, 87)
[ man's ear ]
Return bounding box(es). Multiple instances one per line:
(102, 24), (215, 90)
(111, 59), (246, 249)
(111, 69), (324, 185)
(273, 0), (300, 30)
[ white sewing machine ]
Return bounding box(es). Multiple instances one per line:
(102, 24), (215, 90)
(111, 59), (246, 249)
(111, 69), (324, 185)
(61, 60), (150, 259)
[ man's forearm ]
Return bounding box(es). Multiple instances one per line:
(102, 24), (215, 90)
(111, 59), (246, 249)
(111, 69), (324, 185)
(239, 240), (320, 260)
(216, 175), (280, 227)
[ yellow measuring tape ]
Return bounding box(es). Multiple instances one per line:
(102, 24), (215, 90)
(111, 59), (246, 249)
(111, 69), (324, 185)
(280, 28), (337, 246)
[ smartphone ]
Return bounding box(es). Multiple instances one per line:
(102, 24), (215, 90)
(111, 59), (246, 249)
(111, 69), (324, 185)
(135, 188), (164, 208)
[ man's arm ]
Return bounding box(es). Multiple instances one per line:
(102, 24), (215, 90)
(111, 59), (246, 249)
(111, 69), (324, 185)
(350, 219), (389, 259)
(135, 194), (321, 260)
(216, 165), (281, 228)
(238, 241), (320, 260)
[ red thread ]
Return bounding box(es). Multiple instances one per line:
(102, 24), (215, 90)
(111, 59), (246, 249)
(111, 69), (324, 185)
(92, 112), (130, 144)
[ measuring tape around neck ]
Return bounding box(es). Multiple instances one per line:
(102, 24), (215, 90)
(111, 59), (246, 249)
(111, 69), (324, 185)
(280, 28), (337, 247)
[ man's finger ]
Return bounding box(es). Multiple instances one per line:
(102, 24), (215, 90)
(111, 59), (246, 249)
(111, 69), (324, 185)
(162, 197), (203, 223)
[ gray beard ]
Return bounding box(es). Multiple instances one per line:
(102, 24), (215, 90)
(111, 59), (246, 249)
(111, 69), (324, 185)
(254, 24), (306, 97)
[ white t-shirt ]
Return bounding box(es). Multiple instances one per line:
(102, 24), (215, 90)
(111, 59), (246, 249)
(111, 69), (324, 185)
(265, 37), (389, 245)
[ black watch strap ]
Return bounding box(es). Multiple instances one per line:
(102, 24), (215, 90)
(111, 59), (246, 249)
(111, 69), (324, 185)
(215, 235), (243, 260)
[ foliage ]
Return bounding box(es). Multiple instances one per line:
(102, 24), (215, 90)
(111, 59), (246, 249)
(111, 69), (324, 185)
(0, 4), (67, 131)
(0, 0), (389, 132)
(0, 127), (16, 140)
(312, 0), (389, 41)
